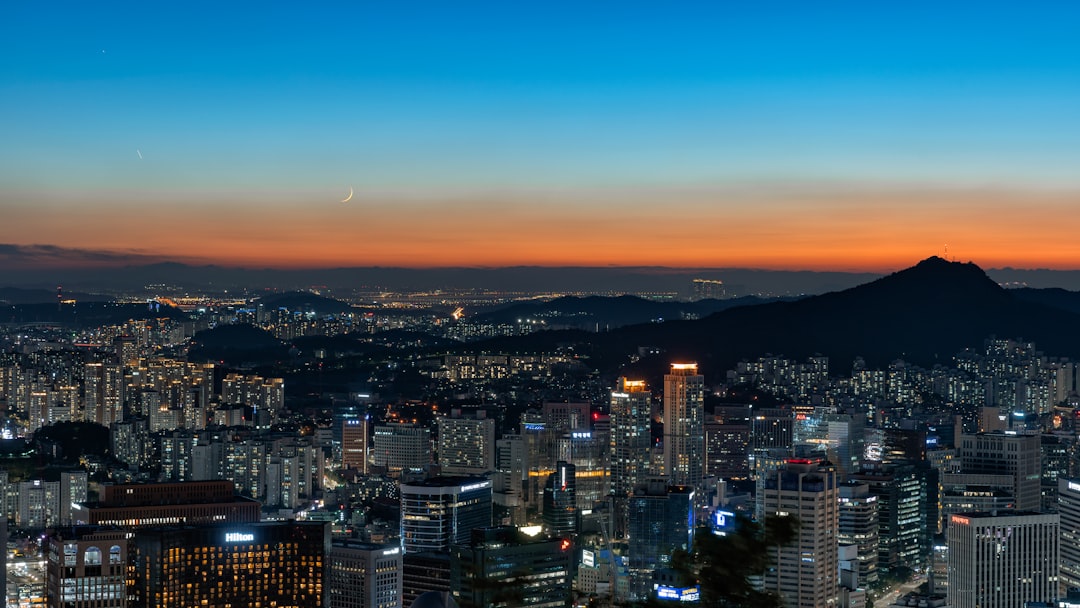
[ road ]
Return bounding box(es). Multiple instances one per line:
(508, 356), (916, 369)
(875, 578), (925, 607)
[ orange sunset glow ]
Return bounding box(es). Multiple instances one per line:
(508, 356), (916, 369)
(4, 184), (1079, 272)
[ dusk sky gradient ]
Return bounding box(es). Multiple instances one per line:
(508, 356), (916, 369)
(3, 2), (1080, 271)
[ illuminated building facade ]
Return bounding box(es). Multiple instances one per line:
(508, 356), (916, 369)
(627, 480), (694, 601)
(328, 540), (402, 608)
(45, 527), (129, 608)
(342, 418), (368, 472)
(399, 476), (492, 554)
(610, 378), (652, 535)
(450, 526), (573, 608)
(1059, 478), (1080, 594)
(542, 461), (577, 537)
(837, 481), (879, 586)
(371, 423), (431, 477)
(663, 363), (704, 487)
(958, 431), (1041, 512)
(436, 412), (495, 475)
(72, 480), (260, 527)
(758, 458), (839, 608)
(947, 511), (1058, 608)
(129, 521), (329, 608)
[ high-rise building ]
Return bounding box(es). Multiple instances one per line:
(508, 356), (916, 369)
(1059, 478), (1080, 594)
(342, 417), (368, 473)
(758, 458), (839, 608)
(371, 423), (432, 477)
(610, 378), (652, 536)
(542, 461), (577, 537)
(45, 527), (128, 608)
(399, 476), (492, 554)
(437, 412), (495, 475)
(851, 463), (930, 575)
(958, 431), (1040, 512)
(663, 364), (704, 487)
(626, 480), (694, 601)
(705, 405), (751, 480)
(129, 521), (329, 608)
(328, 540), (402, 608)
(947, 511), (1058, 608)
(401, 552), (451, 607)
(838, 481), (879, 586)
(450, 527), (573, 608)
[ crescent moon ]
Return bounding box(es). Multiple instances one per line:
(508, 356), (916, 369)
(340, 187), (354, 203)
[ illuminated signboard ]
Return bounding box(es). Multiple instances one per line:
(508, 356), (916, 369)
(1070, 481), (1080, 493)
(712, 510), (736, 535)
(950, 515), (970, 526)
(382, 547), (400, 556)
(655, 585), (701, 602)
(225, 532), (254, 543)
(459, 481), (491, 493)
(523, 423), (546, 431)
(582, 549), (595, 568)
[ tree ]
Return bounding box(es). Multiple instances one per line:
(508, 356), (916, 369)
(667, 513), (799, 608)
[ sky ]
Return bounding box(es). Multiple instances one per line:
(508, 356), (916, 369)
(3, 1), (1080, 272)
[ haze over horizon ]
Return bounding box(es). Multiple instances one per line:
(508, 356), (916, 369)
(4, 2), (1080, 272)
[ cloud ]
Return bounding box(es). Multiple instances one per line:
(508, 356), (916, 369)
(0, 243), (174, 267)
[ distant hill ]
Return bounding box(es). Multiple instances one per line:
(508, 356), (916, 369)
(467, 257), (1080, 380)
(187, 324), (288, 365)
(0, 301), (185, 327)
(0, 287), (110, 305)
(1009, 287), (1080, 314)
(256, 291), (356, 316)
(469, 294), (792, 329)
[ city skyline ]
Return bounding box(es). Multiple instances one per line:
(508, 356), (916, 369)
(4, 3), (1080, 272)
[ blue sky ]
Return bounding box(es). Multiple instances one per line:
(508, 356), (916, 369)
(3, 1), (1080, 269)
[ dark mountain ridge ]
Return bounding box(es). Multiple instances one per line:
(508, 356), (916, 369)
(468, 257), (1080, 379)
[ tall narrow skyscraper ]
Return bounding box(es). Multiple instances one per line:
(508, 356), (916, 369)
(610, 377), (652, 535)
(664, 363), (705, 488)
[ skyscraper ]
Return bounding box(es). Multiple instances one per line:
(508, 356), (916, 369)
(399, 476), (492, 554)
(627, 480), (694, 601)
(542, 461), (577, 537)
(947, 511), (1058, 608)
(328, 540), (402, 608)
(958, 431), (1040, 511)
(609, 378), (652, 535)
(663, 363), (704, 488)
(437, 411), (495, 475)
(450, 527), (573, 608)
(758, 458), (839, 608)
(1059, 478), (1080, 594)
(342, 417), (368, 472)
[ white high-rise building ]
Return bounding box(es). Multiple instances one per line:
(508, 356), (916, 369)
(1059, 478), (1080, 594)
(436, 413), (495, 475)
(947, 510), (1059, 608)
(758, 459), (839, 608)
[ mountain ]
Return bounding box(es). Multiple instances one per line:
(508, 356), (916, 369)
(1009, 287), (1080, 314)
(0, 287), (110, 305)
(472, 257), (1080, 379)
(469, 294), (792, 330)
(255, 291), (356, 316)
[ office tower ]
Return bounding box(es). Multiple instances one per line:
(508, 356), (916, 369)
(450, 527), (573, 608)
(542, 401), (591, 434)
(372, 423), (432, 477)
(758, 459), (839, 608)
(705, 405), (751, 480)
(72, 480), (260, 527)
(542, 461), (577, 537)
(610, 378), (652, 536)
(663, 363), (705, 487)
(825, 413), (864, 480)
(851, 463), (930, 575)
(750, 407), (794, 477)
(402, 552), (451, 607)
(838, 481), (880, 586)
(342, 417), (368, 472)
(59, 470), (88, 526)
(958, 431), (1040, 511)
(1043, 435), (1071, 512)
(626, 480), (694, 601)
(399, 476), (492, 554)
(45, 527), (128, 608)
(328, 540), (402, 608)
(493, 434), (526, 524)
(437, 411), (495, 475)
(129, 521), (329, 608)
(947, 511), (1058, 608)
(1060, 478), (1080, 594)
